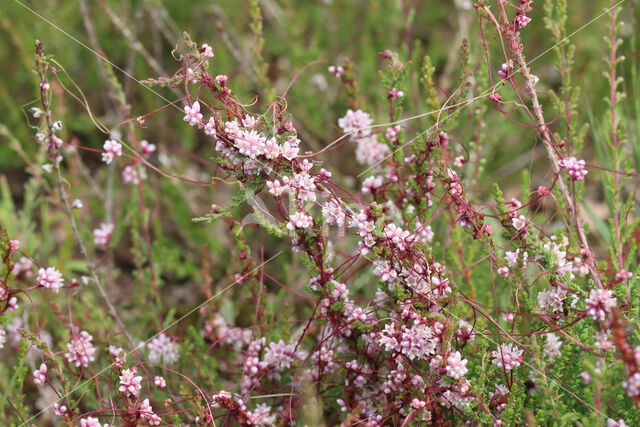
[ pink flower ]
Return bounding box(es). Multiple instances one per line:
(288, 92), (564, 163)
(608, 419), (629, 427)
(37, 267), (64, 292)
(148, 333), (180, 364)
(497, 266), (509, 277)
(183, 101), (203, 127)
(108, 345), (124, 359)
(154, 376), (166, 388)
(204, 117), (217, 136)
(201, 43), (214, 59)
(140, 140), (156, 156)
(362, 175), (383, 195)
(491, 343), (523, 371)
(399, 323), (437, 360)
(624, 372), (640, 397)
(615, 270), (633, 282)
(65, 330), (96, 367)
(388, 87), (404, 99)
(386, 125), (401, 142)
(515, 14), (532, 29)
(267, 179), (288, 197)
(537, 287), (567, 314)
(215, 75), (228, 86)
(558, 157), (588, 181)
(33, 363), (47, 386)
(122, 165), (140, 185)
(5, 296), (18, 312)
(140, 398), (161, 425)
(338, 109), (372, 139)
(595, 331), (613, 351)
(511, 215), (527, 232)
(102, 139), (123, 164)
(93, 223), (114, 247)
(80, 417), (107, 427)
(322, 200), (346, 226)
(586, 289), (616, 321)
(53, 403), (67, 416)
(8, 240), (19, 252)
(12, 257), (34, 277)
(280, 137), (300, 160)
(355, 135), (389, 166)
(286, 212), (314, 230)
(264, 340), (307, 371)
(119, 367), (142, 397)
(498, 62), (510, 79)
(328, 65), (344, 78)
(246, 403), (276, 425)
(543, 334), (562, 361)
(446, 351), (468, 379)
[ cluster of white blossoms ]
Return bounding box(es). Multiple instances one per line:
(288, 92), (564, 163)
(338, 109), (389, 167)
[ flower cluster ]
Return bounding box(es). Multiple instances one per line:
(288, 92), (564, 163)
(147, 333), (180, 364)
(36, 267), (64, 292)
(558, 156), (588, 181)
(585, 289), (617, 321)
(118, 367), (142, 397)
(101, 139), (123, 164)
(491, 344), (524, 371)
(65, 330), (96, 368)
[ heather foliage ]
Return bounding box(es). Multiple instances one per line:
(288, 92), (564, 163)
(1, 0), (640, 425)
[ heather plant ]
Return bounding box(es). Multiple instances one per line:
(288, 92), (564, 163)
(1, 0), (640, 425)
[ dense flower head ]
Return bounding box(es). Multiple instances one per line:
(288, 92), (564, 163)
(515, 13), (532, 29)
(623, 372), (640, 397)
(338, 109), (373, 139)
(446, 351), (468, 379)
(201, 43), (214, 58)
(538, 286), (567, 314)
(65, 330), (97, 368)
(139, 398), (161, 425)
(558, 156), (588, 181)
(322, 200), (346, 226)
(264, 340), (307, 371)
(12, 256), (34, 277)
(102, 139), (123, 164)
(53, 403), (67, 416)
(33, 363), (47, 386)
(140, 139), (156, 156)
(586, 289), (617, 321)
(204, 117), (217, 136)
(8, 239), (19, 252)
(122, 165), (140, 185)
(154, 376), (166, 388)
(93, 223), (114, 247)
(328, 65), (344, 77)
(543, 334), (562, 361)
(362, 175), (383, 195)
(37, 267), (64, 292)
(386, 125), (401, 142)
(355, 135), (389, 166)
(80, 417), (109, 427)
(491, 344), (523, 371)
(287, 211), (314, 230)
(118, 367), (142, 397)
(148, 333), (180, 364)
